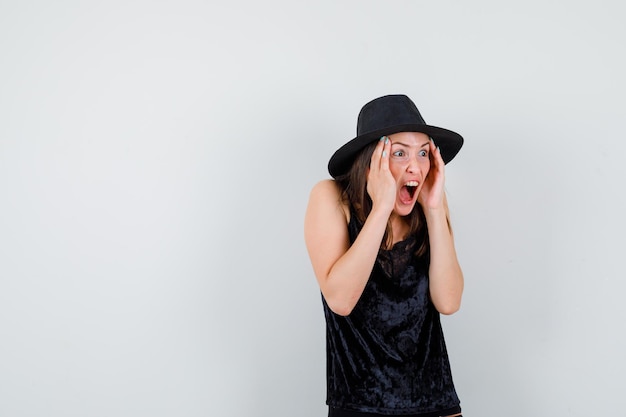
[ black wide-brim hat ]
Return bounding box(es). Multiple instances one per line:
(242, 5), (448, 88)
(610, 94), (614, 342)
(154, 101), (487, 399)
(328, 94), (464, 178)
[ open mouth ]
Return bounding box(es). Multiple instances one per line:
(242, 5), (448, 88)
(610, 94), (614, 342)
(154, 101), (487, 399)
(400, 181), (419, 203)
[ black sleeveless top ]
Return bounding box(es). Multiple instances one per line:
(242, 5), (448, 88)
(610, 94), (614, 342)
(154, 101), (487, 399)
(322, 212), (460, 415)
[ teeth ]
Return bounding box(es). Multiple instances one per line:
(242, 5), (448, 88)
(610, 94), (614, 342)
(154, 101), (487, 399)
(405, 181), (419, 187)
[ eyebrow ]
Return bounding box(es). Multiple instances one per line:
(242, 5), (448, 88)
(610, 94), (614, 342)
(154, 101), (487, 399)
(392, 141), (430, 148)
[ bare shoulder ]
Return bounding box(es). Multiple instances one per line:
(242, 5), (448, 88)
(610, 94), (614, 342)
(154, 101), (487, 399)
(305, 179), (351, 283)
(310, 179), (340, 197)
(307, 179), (349, 222)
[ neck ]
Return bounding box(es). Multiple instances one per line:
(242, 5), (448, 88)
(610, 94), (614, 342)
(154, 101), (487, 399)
(389, 214), (410, 245)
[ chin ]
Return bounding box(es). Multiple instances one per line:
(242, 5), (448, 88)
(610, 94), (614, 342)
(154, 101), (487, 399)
(395, 202), (417, 217)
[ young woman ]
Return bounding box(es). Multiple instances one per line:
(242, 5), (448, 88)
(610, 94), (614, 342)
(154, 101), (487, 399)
(304, 95), (465, 417)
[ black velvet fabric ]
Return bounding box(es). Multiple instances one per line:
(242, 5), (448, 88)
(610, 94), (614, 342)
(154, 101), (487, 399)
(322, 213), (460, 415)
(328, 406), (462, 417)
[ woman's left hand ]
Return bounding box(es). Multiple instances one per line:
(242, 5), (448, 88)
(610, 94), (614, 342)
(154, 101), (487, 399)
(418, 139), (446, 211)
(418, 140), (463, 316)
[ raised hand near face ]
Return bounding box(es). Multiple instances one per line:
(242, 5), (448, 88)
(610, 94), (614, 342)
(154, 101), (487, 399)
(366, 136), (397, 216)
(417, 139), (446, 211)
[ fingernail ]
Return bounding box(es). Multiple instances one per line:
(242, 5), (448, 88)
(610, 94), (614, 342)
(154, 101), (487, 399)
(382, 151), (387, 157)
(384, 137), (389, 144)
(380, 136), (385, 142)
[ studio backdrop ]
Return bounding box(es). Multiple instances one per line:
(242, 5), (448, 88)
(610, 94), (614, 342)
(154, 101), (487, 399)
(1, 1), (625, 416)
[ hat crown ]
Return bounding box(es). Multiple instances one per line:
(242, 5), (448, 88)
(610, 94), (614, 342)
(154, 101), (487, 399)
(357, 95), (426, 136)
(327, 94), (463, 178)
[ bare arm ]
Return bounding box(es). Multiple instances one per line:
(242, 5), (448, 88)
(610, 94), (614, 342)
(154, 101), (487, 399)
(424, 196), (464, 315)
(304, 138), (395, 316)
(419, 141), (464, 315)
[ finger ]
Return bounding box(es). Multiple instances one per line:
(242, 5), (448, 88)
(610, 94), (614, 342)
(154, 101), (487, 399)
(372, 136), (390, 172)
(380, 136), (391, 169)
(435, 146), (445, 171)
(370, 137), (385, 172)
(429, 139), (444, 168)
(435, 144), (443, 163)
(428, 138), (436, 153)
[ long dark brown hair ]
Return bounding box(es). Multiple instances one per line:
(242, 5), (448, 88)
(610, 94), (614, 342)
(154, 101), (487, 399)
(335, 141), (430, 258)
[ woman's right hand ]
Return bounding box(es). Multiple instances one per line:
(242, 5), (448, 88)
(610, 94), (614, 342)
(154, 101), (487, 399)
(366, 136), (396, 216)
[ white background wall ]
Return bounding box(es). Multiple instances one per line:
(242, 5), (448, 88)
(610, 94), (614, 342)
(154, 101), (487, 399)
(1, 1), (625, 416)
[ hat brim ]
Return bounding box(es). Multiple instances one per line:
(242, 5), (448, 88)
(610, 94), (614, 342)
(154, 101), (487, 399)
(328, 124), (464, 178)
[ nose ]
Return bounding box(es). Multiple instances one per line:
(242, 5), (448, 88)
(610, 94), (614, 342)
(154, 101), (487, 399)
(406, 154), (420, 174)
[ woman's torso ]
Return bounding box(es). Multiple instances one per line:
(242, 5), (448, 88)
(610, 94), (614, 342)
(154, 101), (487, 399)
(322, 206), (460, 415)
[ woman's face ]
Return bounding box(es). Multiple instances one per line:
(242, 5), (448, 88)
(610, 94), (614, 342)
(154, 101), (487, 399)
(387, 131), (431, 216)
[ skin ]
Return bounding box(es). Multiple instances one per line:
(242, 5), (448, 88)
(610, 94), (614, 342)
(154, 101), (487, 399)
(304, 132), (464, 317)
(304, 131), (463, 417)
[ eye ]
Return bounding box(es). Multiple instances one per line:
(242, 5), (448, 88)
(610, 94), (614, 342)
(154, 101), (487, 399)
(419, 150), (428, 157)
(392, 150), (405, 157)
